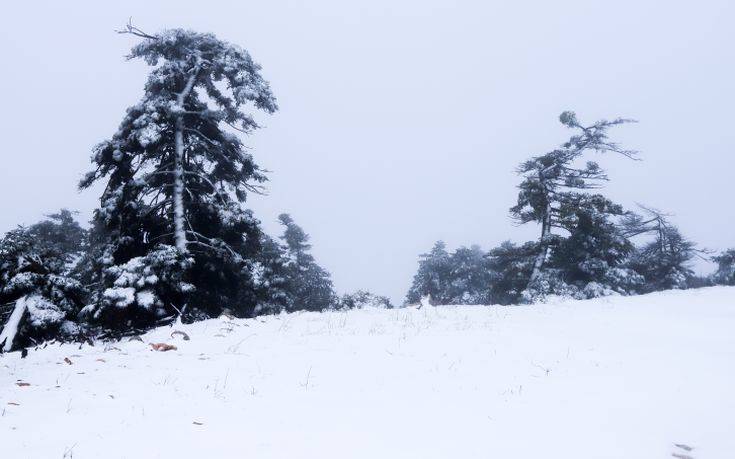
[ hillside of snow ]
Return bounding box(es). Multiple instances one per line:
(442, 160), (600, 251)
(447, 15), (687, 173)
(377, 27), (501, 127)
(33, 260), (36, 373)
(2, 287), (734, 458)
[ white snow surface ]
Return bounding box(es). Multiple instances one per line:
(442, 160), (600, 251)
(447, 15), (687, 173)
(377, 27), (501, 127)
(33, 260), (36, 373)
(2, 287), (734, 458)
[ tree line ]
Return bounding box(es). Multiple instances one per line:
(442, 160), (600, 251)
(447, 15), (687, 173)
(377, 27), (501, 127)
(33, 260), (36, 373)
(406, 113), (735, 305)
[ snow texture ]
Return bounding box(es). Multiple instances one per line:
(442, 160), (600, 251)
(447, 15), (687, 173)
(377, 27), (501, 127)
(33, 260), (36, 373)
(2, 287), (734, 458)
(0, 296), (28, 352)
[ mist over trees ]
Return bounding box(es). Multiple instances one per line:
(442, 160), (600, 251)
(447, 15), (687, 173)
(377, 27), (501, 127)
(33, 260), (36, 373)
(0, 25), (732, 353)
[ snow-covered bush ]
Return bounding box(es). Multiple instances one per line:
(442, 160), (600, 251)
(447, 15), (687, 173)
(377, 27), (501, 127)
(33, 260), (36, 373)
(81, 245), (194, 330)
(337, 290), (393, 310)
(0, 213), (87, 352)
(521, 269), (583, 303)
(600, 267), (645, 296)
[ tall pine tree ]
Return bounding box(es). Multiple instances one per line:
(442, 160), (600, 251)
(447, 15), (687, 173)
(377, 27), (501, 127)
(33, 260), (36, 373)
(80, 24), (277, 329)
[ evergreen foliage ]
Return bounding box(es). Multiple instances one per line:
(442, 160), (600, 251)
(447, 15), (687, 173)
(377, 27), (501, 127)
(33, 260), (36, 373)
(337, 290), (393, 310)
(406, 242), (493, 305)
(510, 111), (637, 292)
(254, 215), (336, 313)
(79, 25), (277, 328)
(0, 211), (87, 352)
(622, 207), (698, 292)
(406, 241), (453, 304)
(712, 249), (735, 286)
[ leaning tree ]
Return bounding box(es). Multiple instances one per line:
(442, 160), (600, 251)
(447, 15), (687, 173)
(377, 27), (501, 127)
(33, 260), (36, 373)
(510, 111), (637, 292)
(80, 23), (277, 328)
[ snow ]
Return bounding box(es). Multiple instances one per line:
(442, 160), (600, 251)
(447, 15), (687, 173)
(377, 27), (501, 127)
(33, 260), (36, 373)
(2, 287), (734, 458)
(103, 286), (136, 308)
(135, 290), (157, 309)
(0, 296), (28, 352)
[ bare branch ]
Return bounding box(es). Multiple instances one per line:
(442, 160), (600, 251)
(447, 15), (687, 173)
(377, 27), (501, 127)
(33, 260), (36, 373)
(116, 18), (159, 40)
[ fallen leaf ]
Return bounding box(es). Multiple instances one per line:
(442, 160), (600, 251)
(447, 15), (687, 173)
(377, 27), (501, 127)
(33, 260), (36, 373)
(192, 421), (204, 425)
(95, 358), (106, 363)
(150, 343), (177, 352)
(15, 382), (30, 387)
(7, 402), (20, 406)
(64, 357), (73, 365)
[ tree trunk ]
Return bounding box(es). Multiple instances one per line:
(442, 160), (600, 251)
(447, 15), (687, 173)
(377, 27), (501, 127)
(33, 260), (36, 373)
(0, 296), (28, 352)
(173, 115), (187, 251)
(171, 58), (202, 253)
(528, 202), (552, 284)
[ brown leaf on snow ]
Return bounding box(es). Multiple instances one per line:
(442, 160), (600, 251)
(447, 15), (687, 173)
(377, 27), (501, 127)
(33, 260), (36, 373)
(150, 343), (177, 352)
(7, 402), (20, 406)
(96, 358), (106, 363)
(64, 357), (73, 365)
(192, 421), (204, 425)
(171, 330), (191, 341)
(15, 382), (30, 387)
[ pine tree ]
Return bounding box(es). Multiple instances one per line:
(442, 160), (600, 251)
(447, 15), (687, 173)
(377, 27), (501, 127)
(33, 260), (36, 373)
(445, 245), (493, 304)
(511, 111), (637, 292)
(405, 241), (452, 304)
(275, 214), (336, 312)
(712, 249), (735, 286)
(79, 23), (277, 329)
(623, 207), (698, 291)
(485, 241), (538, 305)
(0, 212), (87, 352)
(549, 195), (642, 297)
(253, 233), (292, 314)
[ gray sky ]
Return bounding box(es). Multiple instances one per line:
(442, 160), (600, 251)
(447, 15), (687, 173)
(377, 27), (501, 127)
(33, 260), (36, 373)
(1, 0), (733, 302)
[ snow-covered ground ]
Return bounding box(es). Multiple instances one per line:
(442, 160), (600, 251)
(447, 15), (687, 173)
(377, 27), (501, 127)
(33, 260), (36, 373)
(2, 287), (734, 458)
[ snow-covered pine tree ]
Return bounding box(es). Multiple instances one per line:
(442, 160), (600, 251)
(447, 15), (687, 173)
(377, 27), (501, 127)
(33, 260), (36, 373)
(0, 211), (87, 352)
(712, 249), (735, 286)
(79, 23), (277, 329)
(622, 206), (698, 292)
(485, 241), (538, 305)
(510, 111), (637, 295)
(549, 195), (643, 297)
(444, 245), (493, 304)
(252, 233), (292, 314)
(405, 241), (453, 305)
(275, 214), (336, 312)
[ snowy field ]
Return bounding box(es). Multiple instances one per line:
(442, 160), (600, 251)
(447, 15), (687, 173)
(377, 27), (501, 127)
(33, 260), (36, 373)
(2, 287), (734, 458)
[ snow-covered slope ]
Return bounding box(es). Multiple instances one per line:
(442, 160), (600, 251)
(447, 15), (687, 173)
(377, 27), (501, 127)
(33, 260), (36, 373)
(2, 287), (734, 458)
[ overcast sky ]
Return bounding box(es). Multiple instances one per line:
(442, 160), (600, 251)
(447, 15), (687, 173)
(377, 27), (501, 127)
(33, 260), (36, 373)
(1, 0), (733, 302)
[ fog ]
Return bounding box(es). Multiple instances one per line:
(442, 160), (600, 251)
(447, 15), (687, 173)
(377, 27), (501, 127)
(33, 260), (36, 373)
(1, 0), (733, 302)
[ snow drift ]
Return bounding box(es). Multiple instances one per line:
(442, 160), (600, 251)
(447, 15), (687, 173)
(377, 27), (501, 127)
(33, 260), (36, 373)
(2, 287), (734, 458)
